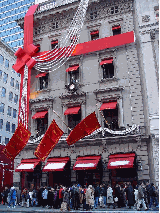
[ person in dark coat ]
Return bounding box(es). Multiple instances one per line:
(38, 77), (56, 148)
(7, 186), (16, 208)
(38, 186), (44, 207)
(48, 187), (54, 209)
(53, 186), (59, 209)
(72, 185), (79, 210)
(94, 184), (100, 209)
(115, 184), (123, 208)
(125, 182), (134, 209)
(2, 187), (9, 205)
(145, 182), (150, 208)
(149, 183), (158, 209)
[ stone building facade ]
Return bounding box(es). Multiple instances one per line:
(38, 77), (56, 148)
(13, 0), (158, 189)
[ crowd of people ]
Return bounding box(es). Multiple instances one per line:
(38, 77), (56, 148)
(0, 181), (159, 211)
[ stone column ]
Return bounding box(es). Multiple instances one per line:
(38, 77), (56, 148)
(118, 97), (124, 128)
(31, 109), (36, 136)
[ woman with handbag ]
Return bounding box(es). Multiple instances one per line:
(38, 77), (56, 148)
(107, 184), (115, 209)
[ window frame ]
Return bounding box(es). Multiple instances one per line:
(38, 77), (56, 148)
(5, 59), (9, 68)
(7, 106), (12, 116)
(0, 55), (4, 64)
(10, 77), (14, 87)
(3, 72), (8, 83)
(0, 103), (5, 113)
(39, 73), (49, 90)
(14, 94), (18, 104)
(12, 123), (16, 133)
(1, 87), (6, 97)
(6, 121), (10, 132)
(13, 109), (17, 118)
(101, 57), (114, 79)
(0, 119), (3, 129)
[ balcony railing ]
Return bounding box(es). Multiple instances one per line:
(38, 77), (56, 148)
(36, 0), (79, 13)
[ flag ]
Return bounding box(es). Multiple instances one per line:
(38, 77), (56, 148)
(66, 111), (100, 145)
(2, 123), (31, 160)
(35, 119), (64, 161)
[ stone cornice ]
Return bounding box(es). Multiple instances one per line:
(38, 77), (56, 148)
(59, 91), (86, 99)
(93, 85), (124, 94)
(30, 95), (54, 103)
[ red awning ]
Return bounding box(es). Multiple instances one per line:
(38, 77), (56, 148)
(64, 106), (80, 115)
(100, 102), (117, 110)
(43, 157), (70, 172)
(112, 26), (121, 30)
(108, 153), (135, 169)
(66, 65), (79, 72)
(32, 111), (48, 119)
(73, 156), (101, 170)
(51, 40), (58, 44)
(90, 30), (99, 35)
(100, 59), (113, 66)
(36, 72), (47, 78)
(15, 159), (40, 172)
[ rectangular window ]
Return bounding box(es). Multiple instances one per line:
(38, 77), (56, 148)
(12, 123), (16, 133)
(39, 74), (49, 90)
(5, 137), (9, 145)
(10, 77), (14, 87)
(7, 106), (12, 116)
(15, 81), (19, 90)
(9, 92), (13, 101)
(0, 70), (2, 78)
(6, 121), (10, 132)
(112, 25), (121, 36)
(13, 109), (17, 118)
(103, 108), (118, 130)
(0, 55), (4, 64)
(90, 11), (97, 20)
(101, 58), (114, 79)
(36, 44), (40, 52)
(90, 30), (99, 40)
(67, 65), (79, 85)
(1, 87), (6, 97)
(14, 94), (18, 104)
(0, 119), (3, 129)
(3, 72), (8, 83)
(51, 39), (58, 49)
(36, 115), (48, 136)
(0, 103), (4, 113)
(68, 111), (81, 133)
(5, 59), (9, 68)
(52, 22), (58, 29)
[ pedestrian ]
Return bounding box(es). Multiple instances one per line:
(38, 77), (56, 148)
(134, 185), (138, 208)
(137, 182), (147, 211)
(53, 186), (59, 209)
(107, 184), (115, 209)
(102, 183), (107, 207)
(59, 185), (64, 207)
(115, 184), (122, 208)
(42, 186), (48, 208)
(145, 182), (150, 208)
(72, 184), (79, 210)
(48, 187), (54, 209)
(31, 188), (38, 207)
(26, 190), (30, 208)
(7, 186), (16, 208)
(149, 183), (158, 210)
(39, 186), (44, 207)
(63, 187), (70, 211)
(94, 183), (100, 209)
(2, 187), (9, 205)
(86, 185), (92, 211)
(21, 188), (26, 207)
(124, 182), (134, 209)
(16, 187), (21, 206)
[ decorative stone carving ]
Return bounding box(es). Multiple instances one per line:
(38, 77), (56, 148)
(150, 30), (156, 39)
(142, 15), (150, 22)
(94, 86), (124, 94)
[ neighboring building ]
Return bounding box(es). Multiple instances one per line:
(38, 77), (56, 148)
(13, 0), (159, 189)
(0, 39), (20, 145)
(0, 0), (34, 51)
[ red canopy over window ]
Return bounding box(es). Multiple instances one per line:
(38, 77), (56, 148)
(66, 65), (79, 72)
(90, 30), (99, 35)
(32, 111), (48, 119)
(108, 153), (135, 169)
(112, 26), (121, 30)
(15, 159), (40, 172)
(100, 101), (117, 110)
(100, 59), (113, 66)
(73, 156), (101, 170)
(42, 157), (70, 172)
(64, 106), (80, 115)
(36, 72), (47, 78)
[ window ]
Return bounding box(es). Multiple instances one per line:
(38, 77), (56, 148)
(9, 92), (13, 101)
(112, 25), (121, 36)
(36, 44), (40, 52)
(101, 58), (114, 79)
(5, 137), (9, 145)
(154, 6), (159, 22)
(51, 39), (58, 49)
(3, 72), (8, 83)
(1, 87), (6, 97)
(0, 119), (3, 129)
(90, 30), (99, 40)
(13, 109), (17, 118)
(90, 11), (97, 20)
(111, 6), (118, 14)
(12, 123), (16, 133)
(0, 55), (4, 64)
(0, 70), (2, 78)
(67, 65), (79, 84)
(39, 73), (49, 90)
(36, 115), (48, 136)
(14, 94), (18, 104)
(7, 106), (12, 116)
(15, 81), (19, 90)
(52, 22), (58, 29)
(0, 103), (4, 113)
(5, 59), (9, 68)
(68, 109), (81, 133)
(10, 77), (14, 87)
(103, 103), (118, 130)
(6, 122), (10, 132)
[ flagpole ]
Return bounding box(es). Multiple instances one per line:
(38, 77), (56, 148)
(96, 104), (110, 128)
(53, 110), (72, 131)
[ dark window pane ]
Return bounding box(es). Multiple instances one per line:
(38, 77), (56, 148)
(0, 103), (4, 113)
(102, 63), (114, 79)
(0, 119), (3, 129)
(6, 122), (10, 132)
(5, 59), (9, 68)
(39, 74), (49, 90)
(9, 92), (13, 101)
(1, 87), (6, 97)
(16, 81), (19, 90)
(0, 55), (4, 64)
(10, 77), (14, 87)
(7, 106), (12, 116)
(3, 73), (8, 83)
(5, 137), (9, 145)
(13, 109), (17, 118)
(0, 70), (2, 78)
(12, 124), (16, 133)
(14, 95), (18, 104)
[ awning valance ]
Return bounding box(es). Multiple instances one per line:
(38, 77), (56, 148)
(64, 106), (80, 115)
(73, 155), (101, 170)
(100, 101), (117, 111)
(100, 59), (113, 66)
(15, 159), (40, 172)
(36, 72), (47, 78)
(43, 157), (70, 172)
(112, 26), (121, 30)
(32, 111), (48, 119)
(90, 30), (99, 35)
(108, 153), (135, 169)
(66, 65), (79, 72)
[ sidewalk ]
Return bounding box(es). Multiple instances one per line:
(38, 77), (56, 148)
(0, 204), (159, 213)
